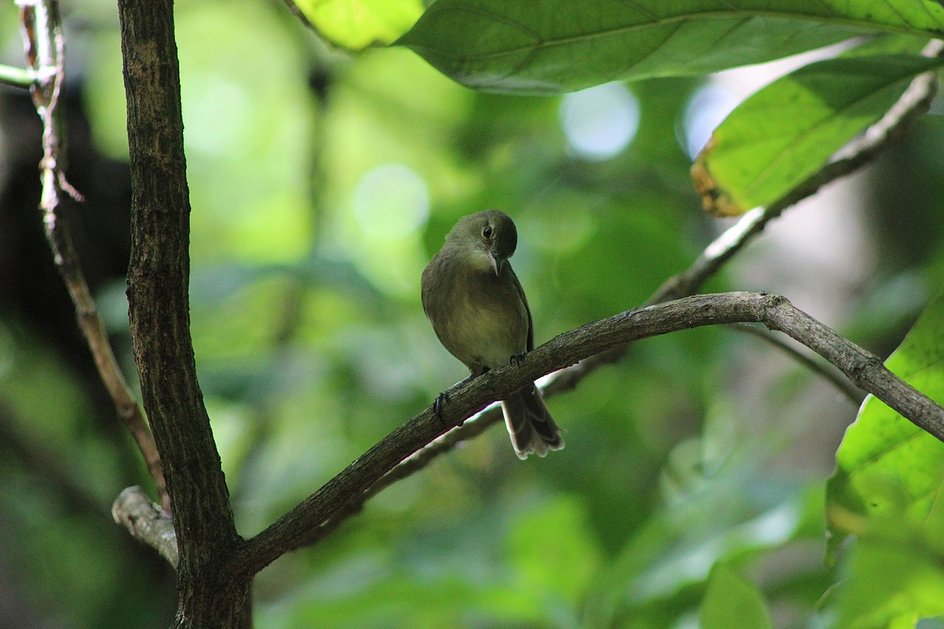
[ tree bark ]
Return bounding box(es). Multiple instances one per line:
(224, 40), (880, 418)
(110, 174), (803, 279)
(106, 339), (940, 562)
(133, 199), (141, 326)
(116, 0), (248, 625)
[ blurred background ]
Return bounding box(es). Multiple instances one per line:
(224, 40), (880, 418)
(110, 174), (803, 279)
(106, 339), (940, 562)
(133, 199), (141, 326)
(1, 1), (944, 626)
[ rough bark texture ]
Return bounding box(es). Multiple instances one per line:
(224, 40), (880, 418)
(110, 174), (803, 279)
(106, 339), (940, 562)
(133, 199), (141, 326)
(116, 0), (248, 625)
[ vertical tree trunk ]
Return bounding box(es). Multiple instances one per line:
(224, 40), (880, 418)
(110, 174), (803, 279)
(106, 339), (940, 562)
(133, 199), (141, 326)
(115, 0), (249, 624)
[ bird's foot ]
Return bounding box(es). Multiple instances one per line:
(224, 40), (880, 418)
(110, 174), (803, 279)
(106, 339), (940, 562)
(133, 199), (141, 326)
(509, 352), (527, 367)
(434, 371), (487, 425)
(433, 390), (450, 424)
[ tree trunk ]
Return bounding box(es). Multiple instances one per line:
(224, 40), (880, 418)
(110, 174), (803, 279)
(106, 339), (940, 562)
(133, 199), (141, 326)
(116, 0), (248, 624)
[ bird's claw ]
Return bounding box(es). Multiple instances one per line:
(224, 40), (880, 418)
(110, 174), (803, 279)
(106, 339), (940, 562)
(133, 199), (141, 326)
(433, 391), (450, 424)
(509, 352), (526, 367)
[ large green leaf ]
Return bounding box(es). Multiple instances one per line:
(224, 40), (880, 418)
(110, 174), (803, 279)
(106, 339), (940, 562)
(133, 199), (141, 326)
(692, 50), (942, 215)
(834, 530), (944, 627)
(396, 0), (944, 93)
(292, 0), (423, 50)
(827, 291), (944, 560)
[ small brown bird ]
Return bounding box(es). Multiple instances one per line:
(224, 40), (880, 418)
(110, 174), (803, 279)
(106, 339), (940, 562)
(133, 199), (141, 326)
(421, 210), (564, 459)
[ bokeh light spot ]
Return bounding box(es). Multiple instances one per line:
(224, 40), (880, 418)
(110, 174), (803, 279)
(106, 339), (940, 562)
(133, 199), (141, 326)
(559, 83), (640, 161)
(353, 164), (430, 240)
(680, 83), (741, 159)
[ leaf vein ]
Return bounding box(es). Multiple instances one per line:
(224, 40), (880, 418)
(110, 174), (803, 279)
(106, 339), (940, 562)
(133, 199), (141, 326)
(407, 8), (943, 66)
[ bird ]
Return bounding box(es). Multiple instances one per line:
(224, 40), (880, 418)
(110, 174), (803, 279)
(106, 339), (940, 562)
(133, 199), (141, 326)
(421, 209), (564, 459)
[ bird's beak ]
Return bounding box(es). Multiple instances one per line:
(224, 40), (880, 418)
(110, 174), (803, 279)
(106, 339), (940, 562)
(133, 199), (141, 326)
(488, 251), (504, 276)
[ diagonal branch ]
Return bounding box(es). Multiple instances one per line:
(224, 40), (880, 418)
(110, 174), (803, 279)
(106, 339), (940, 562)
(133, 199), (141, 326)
(112, 35), (942, 566)
(234, 291), (944, 576)
(302, 44), (942, 537)
(17, 0), (169, 512)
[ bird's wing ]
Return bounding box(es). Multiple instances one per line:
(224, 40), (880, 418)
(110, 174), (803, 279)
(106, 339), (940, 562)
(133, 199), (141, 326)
(508, 265), (534, 352)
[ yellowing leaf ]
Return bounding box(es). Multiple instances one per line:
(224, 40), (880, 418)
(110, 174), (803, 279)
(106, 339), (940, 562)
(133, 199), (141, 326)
(293, 0), (423, 50)
(694, 50), (942, 215)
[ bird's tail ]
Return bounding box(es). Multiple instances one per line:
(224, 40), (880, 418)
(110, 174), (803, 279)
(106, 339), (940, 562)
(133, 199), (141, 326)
(501, 383), (564, 460)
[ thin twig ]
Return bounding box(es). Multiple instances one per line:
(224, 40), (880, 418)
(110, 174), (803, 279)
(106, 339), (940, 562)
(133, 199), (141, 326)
(733, 324), (865, 404)
(0, 63), (36, 87)
(280, 0), (312, 29)
(17, 0), (169, 513)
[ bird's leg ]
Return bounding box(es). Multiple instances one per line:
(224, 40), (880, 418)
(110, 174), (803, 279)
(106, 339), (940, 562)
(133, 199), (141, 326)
(433, 391), (451, 422)
(509, 352), (527, 367)
(433, 368), (487, 425)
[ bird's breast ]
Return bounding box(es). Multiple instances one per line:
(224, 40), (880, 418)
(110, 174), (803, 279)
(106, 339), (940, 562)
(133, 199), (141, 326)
(423, 256), (529, 371)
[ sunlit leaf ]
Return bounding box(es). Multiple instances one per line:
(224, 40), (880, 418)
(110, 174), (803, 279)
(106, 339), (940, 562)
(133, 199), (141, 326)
(835, 524), (944, 627)
(826, 291), (944, 561)
(692, 49), (941, 215)
(397, 0), (944, 93)
(291, 0), (423, 50)
(700, 564), (772, 629)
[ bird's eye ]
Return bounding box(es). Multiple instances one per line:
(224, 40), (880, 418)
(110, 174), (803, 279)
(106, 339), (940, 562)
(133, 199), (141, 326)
(482, 225), (493, 239)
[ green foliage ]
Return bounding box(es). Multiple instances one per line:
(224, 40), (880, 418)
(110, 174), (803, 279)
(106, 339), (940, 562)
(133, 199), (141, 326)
(506, 496), (603, 614)
(700, 564), (772, 629)
(5, 0), (944, 626)
(828, 291), (944, 536)
(397, 0), (944, 93)
(694, 39), (941, 215)
(834, 525), (944, 627)
(292, 0), (423, 50)
(826, 291), (944, 626)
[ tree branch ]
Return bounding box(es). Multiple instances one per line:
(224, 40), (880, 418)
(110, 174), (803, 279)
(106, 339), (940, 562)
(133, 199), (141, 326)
(112, 486), (179, 568)
(16, 0), (169, 512)
(303, 50), (941, 530)
(116, 44), (940, 566)
(233, 291), (944, 576)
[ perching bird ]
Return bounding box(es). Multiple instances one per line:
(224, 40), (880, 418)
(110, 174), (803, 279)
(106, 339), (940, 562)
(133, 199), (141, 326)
(421, 210), (564, 459)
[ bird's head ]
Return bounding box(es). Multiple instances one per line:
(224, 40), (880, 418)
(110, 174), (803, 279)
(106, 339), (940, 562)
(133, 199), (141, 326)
(445, 209), (518, 276)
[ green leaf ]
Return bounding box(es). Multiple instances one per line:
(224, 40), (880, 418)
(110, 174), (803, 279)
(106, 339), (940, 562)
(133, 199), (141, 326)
(293, 0), (423, 50)
(700, 564), (773, 629)
(835, 525), (944, 627)
(826, 291), (944, 561)
(692, 50), (943, 215)
(396, 0), (944, 93)
(581, 471), (813, 626)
